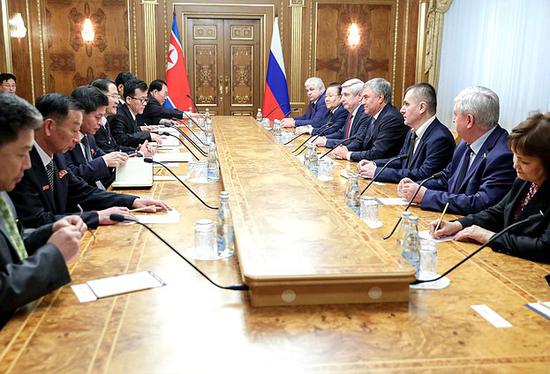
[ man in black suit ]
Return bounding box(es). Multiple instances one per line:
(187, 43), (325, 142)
(114, 71), (136, 105)
(138, 79), (185, 126)
(65, 85), (129, 188)
(357, 83), (455, 182)
(0, 92), (85, 329)
(109, 79), (163, 148)
(9, 94), (169, 229)
(332, 78), (408, 162)
(281, 77), (328, 129)
(313, 78), (368, 148)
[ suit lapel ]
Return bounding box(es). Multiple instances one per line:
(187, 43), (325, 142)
(30, 147), (56, 211)
(410, 120), (437, 166)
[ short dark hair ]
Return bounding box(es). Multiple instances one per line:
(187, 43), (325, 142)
(0, 73), (16, 84)
(148, 79), (167, 93)
(91, 78), (116, 93)
(405, 82), (437, 114)
(115, 71), (136, 88)
(35, 93), (83, 123)
(71, 85), (108, 113)
(123, 79), (148, 99)
(0, 93), (42, 147)
(508, 112), (550, 174)
(326, 82), (342, 95)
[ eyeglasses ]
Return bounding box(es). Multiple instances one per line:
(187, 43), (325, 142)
(130, 96), (148, 103)
(107, 93), (120, 100)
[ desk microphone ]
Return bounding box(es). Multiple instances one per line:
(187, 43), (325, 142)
(360, 154), (408, 196)
(411, 211), (545, 285)
(180, 110), (206, 132)
(319, 135), (358, 159)
(166, 125), (207, 156)
(263, 103), (291, 119)
(383, 171), (444, 240)
(143, 158), (219, 210)
(160, 132), (200, 161)
(109, 214), (248, 291)
(292, 121), (334, 153)
(169, 118), (208, 146)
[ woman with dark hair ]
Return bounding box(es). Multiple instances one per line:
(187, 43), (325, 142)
(432, 112), (550, 263)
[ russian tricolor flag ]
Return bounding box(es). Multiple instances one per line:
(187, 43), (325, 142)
(262, 17), (290, 120)
(164, 14), (193, 110)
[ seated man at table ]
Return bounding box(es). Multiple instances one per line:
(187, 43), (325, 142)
(109, 79), (162, 148)
(91, 78), (154, 156)
(281, 77), (328, 129)
(432, 112), (550, 263)
(312, 78), (367, 148)
(0, 73), (17, 94)
(295, 82), (348, 137)
(399, 86), (516, 215)
(65, 85), (129, 189)
(332, 78), (408, 162)
(357, 83), (455, 182)
(8, 93), (168, 229)
(115, 71), (136, 105)
(0, 92), (86, 329)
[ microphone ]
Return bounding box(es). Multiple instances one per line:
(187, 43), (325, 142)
(292, 121), (334, 153)
(166, 125), (207, 156)
(109, 214), (249, 291)
(263, 103), (291, 119)
(283, 132), (306, 146)
(143, 158), (219, 210)
(411, 211), (545, 285)
(180, 110), (207, 132)
(319, 135), (358, 159)
(160, 132), (201, 161)
(360, 154), (408, 196)
(169, 118), (208, 146)
(383, 171), (444, 240)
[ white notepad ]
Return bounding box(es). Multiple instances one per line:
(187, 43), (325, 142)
(419, 230), (454, 243)
(134, 209), (181, 224)
(71, 271), (165, 302)
(471, 304), (512, 328)
(112, 157), (153, 188)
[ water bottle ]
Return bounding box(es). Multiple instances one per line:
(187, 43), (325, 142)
(303, 142), (315, 168)
(401, 215), (421, 275)
(204, 108), (211, 120)
(395, 211), (412, 247)
(308, 151), (319, 176)
(272, 119), (282, 141)
(204, 118), (214, 144)
(345, 173), (360, 215)
(216, 191), (235, 257)
(207, 142), (219, 182)
(256, 108), (263, 123)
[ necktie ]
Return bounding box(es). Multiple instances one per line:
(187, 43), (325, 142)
(82, 135), (93, 162)
(406, 132), (418, 168)
(45, 160), (55, 192)
(0, 195), (28, 260)
(454, 145), (472, 193)
(344, 114), (354, 138)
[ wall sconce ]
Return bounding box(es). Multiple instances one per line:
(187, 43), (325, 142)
(9, 13), (27, 39)
(81, 18), (95, 43)
(347, 23), (360, 48)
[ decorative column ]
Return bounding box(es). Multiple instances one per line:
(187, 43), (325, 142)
(289, 0), (305, 103)
(142, 0), (158, 83)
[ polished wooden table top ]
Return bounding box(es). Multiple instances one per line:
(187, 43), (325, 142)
(1, 116), (549, 373)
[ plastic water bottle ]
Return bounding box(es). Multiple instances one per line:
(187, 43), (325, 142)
(272, 119), (282, 141)
(401, 215), (421, 275)
(303, 142), (315, 168)
(204, 108), (211, 120)
(396, 211), (412, 247)
(256, 108), (263, 123)
(204, 118), (213, 144)
(345, 173), (360, 215)
(207, 142), (219, 182)
(308, 151), (319, 176)
(216, 191), (235, 257)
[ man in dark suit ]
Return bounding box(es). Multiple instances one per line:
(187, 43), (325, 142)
(332, 78), (408, 162)
(0, 92), (85, 329)
(65, 85), (129, 188)
(138, 79), (185, 126)
(281, 77), (328, 129)
(400, 86), (515, 215)
(9, 94), (169, 229)
(109, 79), (162, 148)
(357, 83), (455, 182)
(313, 78), (368, 148)
(115, 71), (136, 105)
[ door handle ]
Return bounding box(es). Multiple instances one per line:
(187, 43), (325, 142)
(225, 76), (230, 95)
(218, 75), (224, 95)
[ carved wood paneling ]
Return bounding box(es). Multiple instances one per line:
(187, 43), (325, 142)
(194, 44), (218, 105)
(231, 45), (253, 106)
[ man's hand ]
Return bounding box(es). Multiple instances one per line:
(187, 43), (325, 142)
(150, 133), (163, 144)
(357, 160), (376, 179)
(280, 118), (295, 128)
(133, 198), (170, 213)
(52, 215), (87, 235)
(312, 136), (327, 147)
(103, 152), (129, 168)
(295, 125), (312, 135)
(48, 226), (83, 262)
(454, 225), (495, 244)
(332, 145), (349, 160)
(97, 207), (132, 225)
(137, 140), (155, 156)
(429, 220), (462, 239)
(140, 125), (160, 132)
(400, 179), (426, 203)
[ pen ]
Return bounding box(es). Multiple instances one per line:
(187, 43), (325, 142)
(434, 202), (450, 233)
(129, 206), (158, 213)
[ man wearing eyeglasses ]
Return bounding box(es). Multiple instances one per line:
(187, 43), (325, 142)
(109, 79), (163, 148)
(0, 73), (17, 95)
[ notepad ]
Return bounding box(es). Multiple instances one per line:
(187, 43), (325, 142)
(71, 271), (165, 303)
(134, 208), (181, 224)
(525, 301), (550, 320)
(419, 230), (454, 243)
(112, 157), (153, 188)
(159, 135), (181, 148)
(153, 152), (192, 163)
(376, 197), (408, 205)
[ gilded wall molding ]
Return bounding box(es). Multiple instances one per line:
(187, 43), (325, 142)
(289, 0), (304, 102)
(1, 0), (13, 73)
(36, 0), (46, 95)
(142, 0), (158, 83)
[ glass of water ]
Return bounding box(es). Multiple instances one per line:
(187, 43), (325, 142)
(195, 219), (216, 260)
(419, 239), (438, 279)
(317, 158), (334, 181)
(360, 196), (382, 228)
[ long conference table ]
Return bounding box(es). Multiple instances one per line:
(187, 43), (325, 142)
(1, 116), (549, 372)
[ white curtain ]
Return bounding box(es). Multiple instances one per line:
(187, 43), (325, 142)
(437, 0), (550, 131)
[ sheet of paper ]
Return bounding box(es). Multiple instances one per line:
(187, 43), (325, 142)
(71, 284), (98, 303)
(134, 208), (181, 224)
(153, 152), (192, 163)
(159, 135), (181, 148)
(376, 197), (408, 206)
(86, 271), (165, 299)
(419, 230), (454, 243)
(525, 302), (550, 320)
(471, 304), (512, 328)
(153, 175), (188, 181)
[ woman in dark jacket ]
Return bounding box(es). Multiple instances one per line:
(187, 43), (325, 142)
(432, 112), (550, 263)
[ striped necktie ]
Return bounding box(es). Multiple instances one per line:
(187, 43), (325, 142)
(0, 195), (27, 260)
(45, 160), (55, 192)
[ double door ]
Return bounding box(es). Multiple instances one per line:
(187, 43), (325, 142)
(187, 18), (261, 116)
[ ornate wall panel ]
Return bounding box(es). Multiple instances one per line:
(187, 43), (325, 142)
(231, 45), (253, 106)
(194, 45), (218, 106)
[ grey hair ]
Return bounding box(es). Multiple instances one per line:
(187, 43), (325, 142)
(454, 86), (499, 129)
(304, 77), (325, 91)
(364, 78), (392, 104)
(341, 78), (364, 96)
